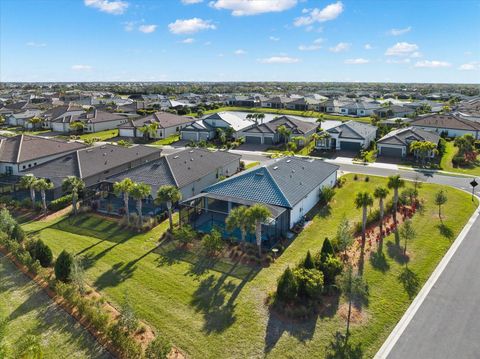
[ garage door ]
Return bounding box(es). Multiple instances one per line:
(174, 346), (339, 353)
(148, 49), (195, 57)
(245, 136), (262, 144)
(181, 131), (198, 141)
(263, 137), (274, 145)
(340, 141), (361, 151)
(379, 146), (403, 157)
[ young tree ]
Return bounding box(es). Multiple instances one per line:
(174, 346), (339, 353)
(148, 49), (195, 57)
(113, 178), (135, 224)
(303, 250), (315, 269)
(34, 239), (53, 267)
(388, 175), (405, 232)
(70, 121), (85, 134)
(276, 266), (298, 303)
(130, 182), (151, 227)
(202, 228), (224, 254)
(145, 336), (170, 359)
(19, 174), (38, 209)
(319, 186), (336, 205)
(400, 219), (416, 256)
(354, 192), (374, 275)
(225, 205), (253, 250)
(374, 186), (389, 253)
(140, 122), (159, 140)
(319, 238), (334, 264)
(55, 250), (73, 282)
(34, 178), (53, 216)
(246, 204), (271, 257)
(62, 176), (85, 216)
(435, 189), (448, 220)
(155, 185), (182, 231)
(334, 216), (354, 262)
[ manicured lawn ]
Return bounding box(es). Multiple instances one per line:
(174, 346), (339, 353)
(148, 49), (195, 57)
(79, 129), (119, 142)
(0, 254), (108, 358)
(150, 134), (181, 146)
(245, 161), (260, 169)
(21, 176), (477, 358)
(203, 107), (372, 123)
(440, 141), (480, 176)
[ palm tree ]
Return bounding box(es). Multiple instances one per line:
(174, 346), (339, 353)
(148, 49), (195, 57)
(387, 175), (405, 235)
(27, 116), (43, 130)
(34, 179), (53, 216)
(216, 128), (227, 144)
(246, 204), (271, 257)
(225, 206), (253, 250)
(19, 174), (38, 209)
(316, 114), (325, 129)
(62, 176), (85, 216)
(277, 125), (291, 146)
(130, 182), (152, 227)
(155, 185), (182, 231)
(374, 186), (389, 253)
(140, 122), (159, 140)
(113, 178), (135, 224)
(354, 191), (373, 275)
(70, 121), (85, 134)
(257, 113), (265, 124)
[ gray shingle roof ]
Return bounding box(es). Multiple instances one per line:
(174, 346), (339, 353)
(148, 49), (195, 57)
(377, 127), (440, 146)
(119, 111), (194, 130)
(242, 116), (317, 135)
(411, 114), (480, 131)
(327, 120), (377, 139)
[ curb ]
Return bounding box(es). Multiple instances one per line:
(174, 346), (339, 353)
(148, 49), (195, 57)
(374, 193), (480, 359)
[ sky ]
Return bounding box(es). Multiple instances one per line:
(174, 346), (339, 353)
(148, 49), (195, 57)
(1, 0), (479, 83)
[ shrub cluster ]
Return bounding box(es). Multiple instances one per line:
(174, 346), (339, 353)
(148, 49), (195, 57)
(48, 194), (73, 212)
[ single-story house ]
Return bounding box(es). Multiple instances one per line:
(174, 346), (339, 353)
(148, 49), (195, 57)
(42, 104), (85, 131)
(315, 120), (377, 152)
(179, 156), (339, 245)
(238, 116), (318, 145)
(81, 110), (130, 133)
(27, 144), (162, 199)
(264, 96), (294, 109)
(377, 127), (440, 158)
(118, 111), (194, 139)
(106, 148), (241, 199)
(379, 117), (413, 127)
(0, 134), (86, 176)
(285, 97), (324, 112)
(5, 109), (43, 128)
(410, 114), (480, 139)
(338, 101), (381, 117)
(374, 105), (415, 119)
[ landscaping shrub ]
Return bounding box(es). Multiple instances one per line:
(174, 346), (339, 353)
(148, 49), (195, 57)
(172, 225), (197, 245)
(11, 224), (25, 242)
(145, 336), (171, 359)
(20, 198), (32, 208)
(276, 266), (298, 303)
(293, 268), (324, 299)
(108, 322), (143, 359)
(320, 254), (343, 286)
(319, 187), (335, 205)
(32, 240), (53, 267)
(0, 208), (16, 236)
(202, 228), (224, 254)
(55, 250), (73, 282)
(336, 177), (346, 188)
(302, 250), (315, 269)
(319, 238), (334, 264)
(48, 194), (73, 212)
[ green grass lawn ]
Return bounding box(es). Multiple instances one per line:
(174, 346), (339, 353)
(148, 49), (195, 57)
(20, 176), (477, 358)
(149, 134), (181, 146)
(440, 141), (480, 176)
(202, 107), (372, 123)
(245, 161), (260, 169)
(0, 254), (109, 358)
(78, 129), (119, 142)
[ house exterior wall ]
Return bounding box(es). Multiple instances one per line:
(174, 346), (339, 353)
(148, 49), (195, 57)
(51, 122), (71, 133)
(1, 150), (80, 176)
(86, 118), (129, 133)
(119, 128), (135, 137)
(411, 126), (479, 139)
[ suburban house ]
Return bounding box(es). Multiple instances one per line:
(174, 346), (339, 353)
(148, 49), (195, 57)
(106, 148), (241, 199)
(238, 116), (318, 145)
(80, 110), (130, 133)
(374, 105), (415, 119)
(338, 101), (381, 116)
(118, 111), (194, 139)
(227, 95), (258, 107)
(315, 120), (377, 151)
(27, 144), (162, 199)
(180, 112), (253, 142)
(379, 117), (413, 127)
(410, 114), (480, 139)
(0, 101), (29, 116)
(285, 97), (325, 111)
(179, 156), (339, 246)
(264, 96), (294, 109)
(0, 135), (86, 175)
(42, 104), (85, 131)
(377, 127), (440, 158)
(5, 109), (43, 128)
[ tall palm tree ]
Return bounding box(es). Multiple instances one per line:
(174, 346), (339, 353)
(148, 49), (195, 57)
(19, 174), (38, 209)
(226, 206), (253, 250)
(374, 186), (389, 253)
(277, 125), (291, 145)
(113, 178), (135, 223)
(155, 185), (182, 231)
(246, 204), (271, 257)
(354, 191), (373, 275)
(62, 176), (85, 216)
(34, 179), (53, 216)
(130, 182), (152, 227)
(387, 175), (405, 235)
(257, 113), (265, 124)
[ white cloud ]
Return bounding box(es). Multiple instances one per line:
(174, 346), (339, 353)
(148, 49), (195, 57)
(298, 38), (323, 51)
(182, 0), (203, 4)
(388, 26), (412, 36)
(364, 43), (373, 50)
(414, 60), (451, 68)
(234, 49), (247, 55)
(72, 64), (93, 71)
(138, 24), (157, 33)
(84, 0), (128, 15)
(385, 42), (418, 56)
(210, 0), (297, 16)
(123, 21), (135, 31)
(329, 42), (350, 53)
(258, 56), (300, 64)
(181, 38), (195, 43)
(344, 58), (369, 64)
(269, 36), (280, 41)
(459, 62), (480, 71)
(386, 58), (411, 64)
(410, 51), (422, 58)
(294, 1), (344, 26)
(168, 18), (216, 34)
(26, 42), (46, 47)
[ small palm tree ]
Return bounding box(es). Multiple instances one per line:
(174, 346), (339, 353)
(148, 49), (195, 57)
(62, 176), (85, 216)
(246, 204), (271, 257)
(374, 186), (389, 253)
(113, 178), (135, 224)
(19, 174), (38, 209)
(354, 191), (373, 275)
(277, 125), (291, 145)
(388, 175), (405, 233)
(155, 185), (182, 231)
(130, 182), (152, 227)
(140, 122), (159, 140)
(27, 116), (43, 130)
(34, 179), (53, 216)
(226, 206), (253, 250)
(70, 121), (85, 134)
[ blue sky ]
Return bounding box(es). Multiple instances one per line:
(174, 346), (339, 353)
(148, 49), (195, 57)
(1, 0), (479, 83)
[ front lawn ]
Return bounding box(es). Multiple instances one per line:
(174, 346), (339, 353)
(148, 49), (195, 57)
(149, 134), (181, 146)
(78, 129), (119, 142)
(0, 254), (108, 358)
(21, 176), (477, 358)
(440, 141), (480, 176)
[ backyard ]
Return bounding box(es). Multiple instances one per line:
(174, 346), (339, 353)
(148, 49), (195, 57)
(20, 175), (477, 358)
(440, 141), (480, 176)
(0, 254), (109, 358)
